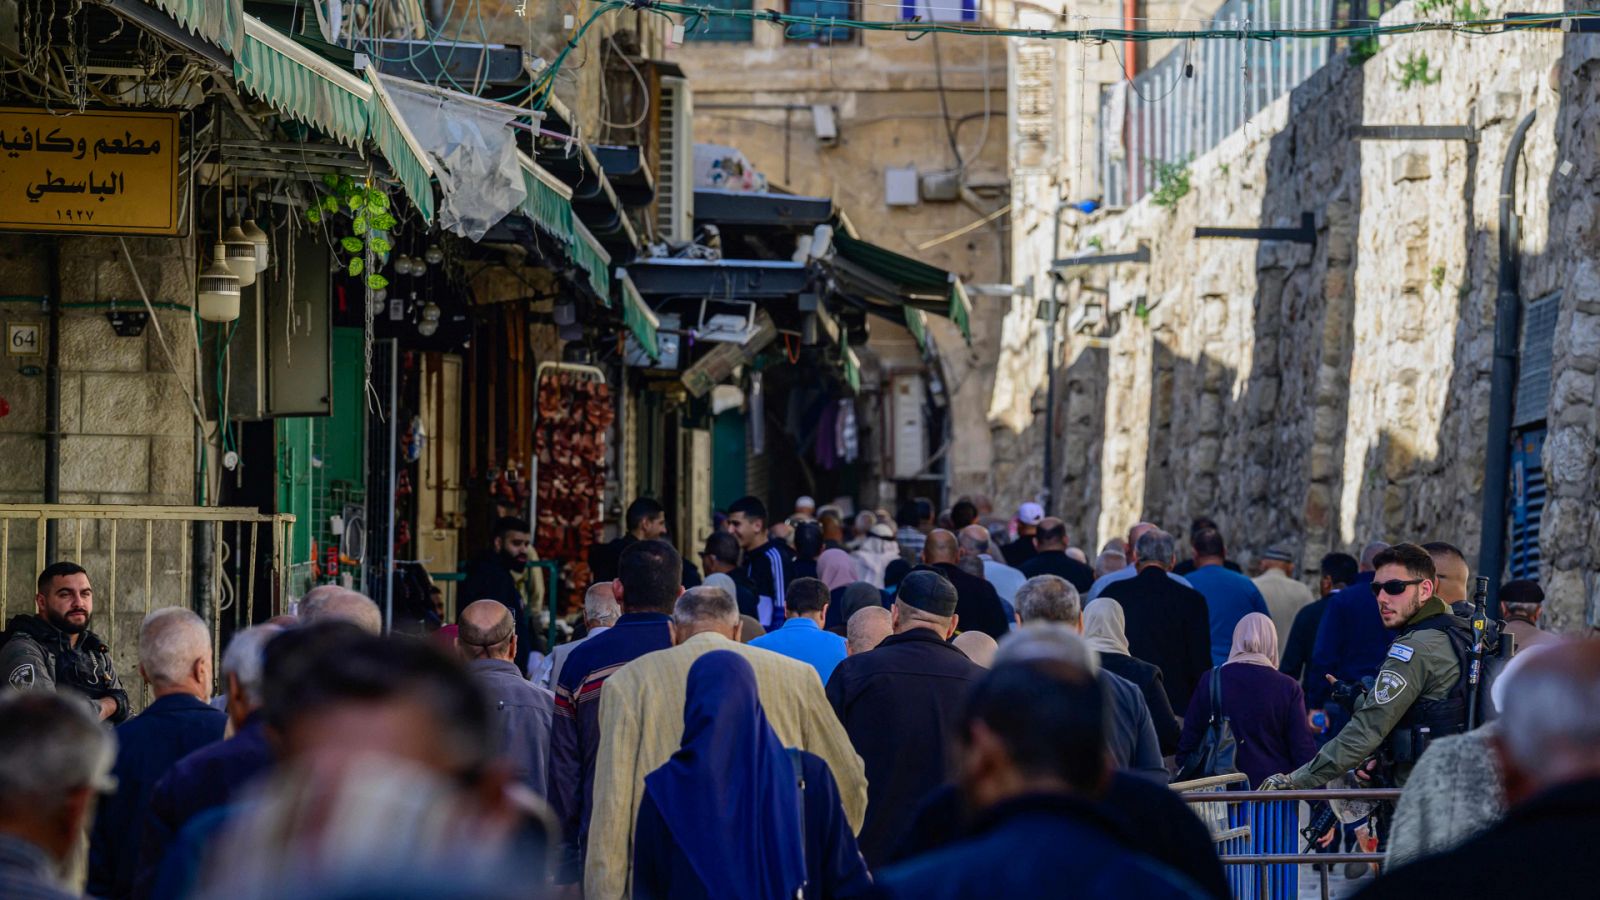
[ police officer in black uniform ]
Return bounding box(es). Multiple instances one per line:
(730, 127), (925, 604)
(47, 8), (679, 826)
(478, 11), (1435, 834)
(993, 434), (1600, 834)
(1264, 542), (1473, 790)
(0, 561), (127, 723)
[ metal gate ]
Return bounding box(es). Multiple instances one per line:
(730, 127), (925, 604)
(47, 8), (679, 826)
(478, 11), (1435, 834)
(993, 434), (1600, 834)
(0, 504), (295, 711)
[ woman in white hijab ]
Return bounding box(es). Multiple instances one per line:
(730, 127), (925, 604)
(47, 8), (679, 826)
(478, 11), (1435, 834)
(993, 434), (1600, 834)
(1082, 599), (1180, 756)
(850, 523), (901, 588)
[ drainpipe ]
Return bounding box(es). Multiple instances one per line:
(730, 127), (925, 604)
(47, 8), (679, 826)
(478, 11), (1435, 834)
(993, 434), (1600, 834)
(1478, 109), (1537, 605)
(44, 239), (61, 561)
(1042, 198), (1072, 516)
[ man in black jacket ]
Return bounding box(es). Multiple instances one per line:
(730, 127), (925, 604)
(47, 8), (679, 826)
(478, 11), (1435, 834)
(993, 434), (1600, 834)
(0, 562), (128, 724)
(1099, 528), (1211, 715)
(589, 497), (702, 589)
(727, 496), (793, 630)
(460, 516), (536, 672)
(1356, 641), (1600, 899)
(1019, 517), (1095, 593)
(922, 530), (1010, 640)
(826, 570), (984, 867)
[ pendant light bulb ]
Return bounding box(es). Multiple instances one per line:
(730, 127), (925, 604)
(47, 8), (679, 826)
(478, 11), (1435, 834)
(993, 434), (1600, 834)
(198, 243), (241, 323)
(222, 224), (257, 287)
(241, 218), (270, 272)
(424, 244), (444, 265)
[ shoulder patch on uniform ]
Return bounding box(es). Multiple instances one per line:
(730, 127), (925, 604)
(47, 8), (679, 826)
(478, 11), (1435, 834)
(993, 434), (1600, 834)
(7, 663), (35, 688)
(1387, 643), (1415, 663)
(1373, 669), (1408, 705)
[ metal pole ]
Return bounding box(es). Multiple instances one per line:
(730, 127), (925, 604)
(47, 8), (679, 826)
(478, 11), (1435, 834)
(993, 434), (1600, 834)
(1044, 199), (1074, 515)
(1479, 110), (1538, 602)
(385, 340), (399, 632)
(44, 240), (61, 561)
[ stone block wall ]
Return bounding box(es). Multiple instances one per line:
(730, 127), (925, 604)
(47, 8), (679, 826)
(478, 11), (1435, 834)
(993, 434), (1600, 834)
(988, 3), (1599, 631)
(0, 233), (202, 677)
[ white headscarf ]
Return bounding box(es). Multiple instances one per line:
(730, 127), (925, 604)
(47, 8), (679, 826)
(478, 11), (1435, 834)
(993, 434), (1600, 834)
(1226, 612), (1278, 667)
(1081, 598), (1131, 657)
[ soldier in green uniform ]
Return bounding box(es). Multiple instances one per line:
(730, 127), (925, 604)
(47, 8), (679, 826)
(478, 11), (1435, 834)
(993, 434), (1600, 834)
(1263, 542), (1470, 790)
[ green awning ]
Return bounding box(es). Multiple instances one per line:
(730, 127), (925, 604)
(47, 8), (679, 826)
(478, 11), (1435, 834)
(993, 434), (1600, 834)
(235, 16), (369, 148)
(520, 153), (577, 245)
(572, 219), (612, 306)
(831, 230), (972, 343)
(366, 71), (436, 224)
(904, 306), (928, 351)
(617, 269), (660, 359)
(842, 342), (861, 393)
(151, 0), (243, 53)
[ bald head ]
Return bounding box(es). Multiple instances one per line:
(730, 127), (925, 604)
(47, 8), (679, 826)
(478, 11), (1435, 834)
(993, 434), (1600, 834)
(1126, 522), (1157, 563)
(1497, 641), (1600, 802)
(138, 607), (212, 698)
(953, 631), (998, 668)
(457, 599), (516, 661)
(1035, 518), (1068, 551)
(847, 606), (893, 655)
(584, 582), (621, 627)
(303, 590), (383, 634)
(298, 584), (345, 620)
(1359, 541), (1390, 572)
(1424, 542), (1470, 604)
(922, 529), (960, 565)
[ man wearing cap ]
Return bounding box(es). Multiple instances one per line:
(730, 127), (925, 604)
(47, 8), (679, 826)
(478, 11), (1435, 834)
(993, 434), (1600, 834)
(792, 496), (817, 521)
(826, 570), (984, 867)
(1499, 579), (1556, 654)
(1253, 545), (1315, 644)
(1002, 502), (1045, 569)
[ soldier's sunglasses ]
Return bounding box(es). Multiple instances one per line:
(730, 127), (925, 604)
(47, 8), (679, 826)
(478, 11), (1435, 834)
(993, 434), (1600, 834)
(1370, 578), (1424, 596)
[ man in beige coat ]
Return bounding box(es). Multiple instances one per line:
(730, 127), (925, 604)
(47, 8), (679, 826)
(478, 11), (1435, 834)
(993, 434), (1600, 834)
(584, 585), (868, 900)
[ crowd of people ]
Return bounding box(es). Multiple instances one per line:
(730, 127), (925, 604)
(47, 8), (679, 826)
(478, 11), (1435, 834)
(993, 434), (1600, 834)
(0, 493), (1597, 899)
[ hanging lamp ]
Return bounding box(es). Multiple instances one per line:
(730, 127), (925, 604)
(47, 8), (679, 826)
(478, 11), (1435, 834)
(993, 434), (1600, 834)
(240, 216), (270, 272)
(198, 243), (241, 322)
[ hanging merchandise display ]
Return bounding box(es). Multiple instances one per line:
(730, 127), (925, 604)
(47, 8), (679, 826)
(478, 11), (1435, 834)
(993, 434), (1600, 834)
(532, 364), (614, 615)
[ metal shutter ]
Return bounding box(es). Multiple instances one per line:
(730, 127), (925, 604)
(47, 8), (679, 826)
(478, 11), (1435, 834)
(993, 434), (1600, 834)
(1514, 292), (1561, 428)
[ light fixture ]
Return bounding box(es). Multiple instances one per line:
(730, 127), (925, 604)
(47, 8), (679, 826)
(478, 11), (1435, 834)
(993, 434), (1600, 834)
(367, 288), (387, 316)
(222, 224), (257, 287)
(417, 317), (439, 337)
(198, 243), (241, 322)
(412, 258), (428, 277)
(394, 255), (414, 276)
(421, 301), (441, 323)
(241, 217), (270, 272)
(424, 244), (444, 265)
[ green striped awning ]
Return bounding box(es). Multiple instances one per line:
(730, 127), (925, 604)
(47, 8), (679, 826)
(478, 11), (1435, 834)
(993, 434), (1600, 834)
(366, 70), (435, 224)
(151, 0), (243, 53)
(842, 343), (861, 393)
(572, 219), (613, 306)
(520, 153), (578, 247)
(904, 306), (928, 351)
(235, 17), (369, 149)
(617, 269), (660, 359)
(948, 277), (972, 341)
(831, 230), (973, 344)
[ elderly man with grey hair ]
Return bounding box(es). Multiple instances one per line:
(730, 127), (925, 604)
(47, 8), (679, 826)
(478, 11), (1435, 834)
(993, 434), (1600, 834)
(583, 585), (865, 899)
(0, 692), (116, 899)
(300, 589), (383, 634)
(136, 623), (284, 896)
(539, 583), (622, 690)
(89, 609), (227, 899)
(1010, 581), (1170, 778)
(1098, 528), (1212, 715)
(457, 599), (555, 797)
(958, 524), (1025, 618)
(1361, 641), (1600, 898)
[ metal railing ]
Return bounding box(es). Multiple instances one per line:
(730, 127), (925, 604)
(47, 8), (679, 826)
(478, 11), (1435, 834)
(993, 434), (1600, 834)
(1172, 783), (1404, 900)
(1100, 0), (1333, 207)
(0, 504), (295, 712)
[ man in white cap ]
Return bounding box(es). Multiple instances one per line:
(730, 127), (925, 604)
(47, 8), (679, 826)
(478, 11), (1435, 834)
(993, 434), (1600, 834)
(1002, 501), (1046, 569)
(792, 496), (817, 521)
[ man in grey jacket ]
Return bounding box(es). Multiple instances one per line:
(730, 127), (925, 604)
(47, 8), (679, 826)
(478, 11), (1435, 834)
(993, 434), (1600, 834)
(458, 599), (555, 797)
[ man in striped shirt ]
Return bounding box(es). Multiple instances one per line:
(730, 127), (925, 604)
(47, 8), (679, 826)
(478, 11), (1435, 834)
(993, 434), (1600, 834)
(547, 540), (680, 887)
(727, 496), (794, 630)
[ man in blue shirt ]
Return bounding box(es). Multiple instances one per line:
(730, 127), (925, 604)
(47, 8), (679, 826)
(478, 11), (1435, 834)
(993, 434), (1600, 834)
(1183, 528), (1269, 665)
(750, 577), (847, 683)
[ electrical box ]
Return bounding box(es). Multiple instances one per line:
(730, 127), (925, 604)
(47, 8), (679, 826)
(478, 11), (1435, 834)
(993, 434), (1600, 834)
(890, 373), (928, 479)
(919, 170), (962, 202)
(885, 166), (920, 207)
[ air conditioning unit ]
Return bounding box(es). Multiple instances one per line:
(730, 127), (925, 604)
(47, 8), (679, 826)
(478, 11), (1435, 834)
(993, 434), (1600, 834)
(695, 299), (758, 343)
(656, 76), (694, 242)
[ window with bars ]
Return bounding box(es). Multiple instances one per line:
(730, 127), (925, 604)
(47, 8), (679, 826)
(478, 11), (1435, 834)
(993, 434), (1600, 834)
(685, 0), (756, 41)
(785, 0), (857, 43)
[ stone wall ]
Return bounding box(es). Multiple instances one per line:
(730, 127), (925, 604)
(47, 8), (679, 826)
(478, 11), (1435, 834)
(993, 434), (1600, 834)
(0, 233), (202, 676)
(991, 3), (1599, 631)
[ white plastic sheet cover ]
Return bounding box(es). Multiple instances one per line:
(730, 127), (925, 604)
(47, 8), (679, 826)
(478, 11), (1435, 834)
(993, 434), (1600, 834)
(383, 76), (526, 241)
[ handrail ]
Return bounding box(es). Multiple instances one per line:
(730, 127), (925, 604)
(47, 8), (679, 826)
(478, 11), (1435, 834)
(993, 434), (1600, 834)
(1170, 772), (1251, 792)
(1183, 789), (1403, 803)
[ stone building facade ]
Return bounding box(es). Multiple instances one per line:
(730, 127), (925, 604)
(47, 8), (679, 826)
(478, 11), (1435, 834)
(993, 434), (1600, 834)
(991, 4), (1600, 631)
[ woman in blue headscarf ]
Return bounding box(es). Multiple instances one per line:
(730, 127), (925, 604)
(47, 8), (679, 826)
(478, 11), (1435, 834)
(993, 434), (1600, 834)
(632, 651), (873, 899)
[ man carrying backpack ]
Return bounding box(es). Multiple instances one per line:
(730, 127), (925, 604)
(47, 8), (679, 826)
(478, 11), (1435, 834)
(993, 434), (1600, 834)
(1, 562), (127, 723)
